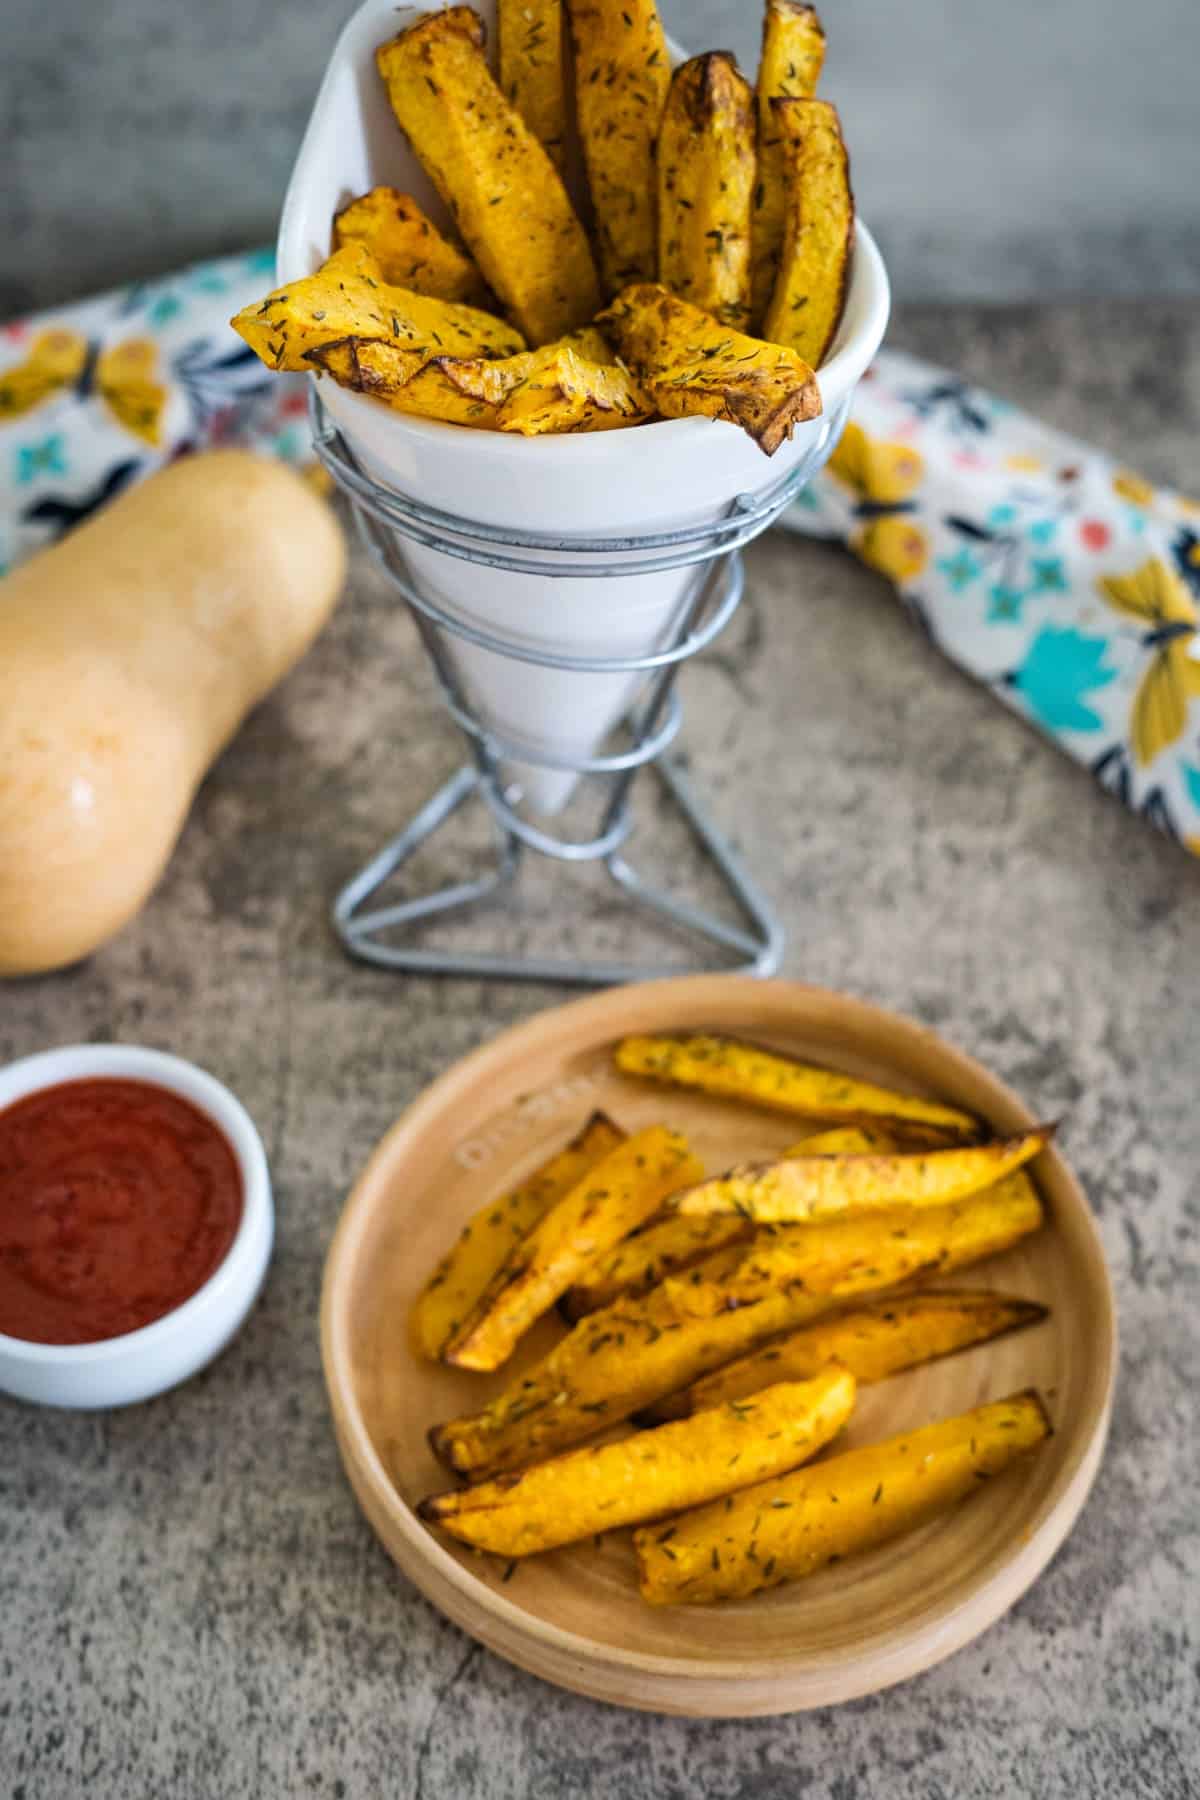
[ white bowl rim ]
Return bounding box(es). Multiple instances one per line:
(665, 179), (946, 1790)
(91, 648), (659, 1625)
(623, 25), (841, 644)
(0, 1044), (272, 1365)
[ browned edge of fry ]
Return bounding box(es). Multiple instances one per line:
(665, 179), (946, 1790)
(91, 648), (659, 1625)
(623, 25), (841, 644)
(427, 1419), (459, 1472)
(1007, 1385), (1054, 1438)
(731, 377), (822, 457)
(305, 337), (367, 386)
(668, 1120), (1059, 1213)
(416, 1463), (524, 1520)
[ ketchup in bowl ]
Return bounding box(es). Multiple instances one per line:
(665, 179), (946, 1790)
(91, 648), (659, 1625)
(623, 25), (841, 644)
(0, 1078), (243, 1345)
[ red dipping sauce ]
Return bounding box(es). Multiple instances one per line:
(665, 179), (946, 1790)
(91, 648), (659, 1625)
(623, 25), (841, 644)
(0, 1078), (243, 1345)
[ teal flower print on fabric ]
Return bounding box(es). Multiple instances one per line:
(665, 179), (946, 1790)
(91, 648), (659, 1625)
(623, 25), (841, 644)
(1184, 766), (1200, 812)
(988, 583), (1025, 623)
(15, 435), (66, 484)
(1027, 517), (1059, 546)
(144, 293), (184, 330)
(1031, 557), (1067, 592)
(1010, 627), (1116, 733)
(936, 546), (982, 592)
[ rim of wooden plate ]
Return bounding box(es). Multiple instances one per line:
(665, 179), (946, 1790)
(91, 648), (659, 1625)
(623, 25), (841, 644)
(320, 975), (1116, 1716)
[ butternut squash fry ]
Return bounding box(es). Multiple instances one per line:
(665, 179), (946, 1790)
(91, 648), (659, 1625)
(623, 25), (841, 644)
(750, 1), (826, 326)
(713, 1169), (1044, 1303)
(672, 1127), (1054, 1224)
(562, 1213), (752, 1323)
(230, 244), (523, 374)
(657, 53), (756, 329)
(635, 1389), (1052, 1604)
(332, 188), (489, 304)
(566, 0), (671, 294)
(614, 1033), (978, 1139)
(408, 1112), (625, 1362)
(305, 339), (505, 428)
(562, 1126), (897, 1320)
(499, 0), (568, 170)
(440, 328), (655, 435)
(762, 99), (853, 366)
(429, 1174), (1044, 1477)
(443, 1126), (703, 1372)
(420, 1368), (854, 1557)
(376, 8), (600, 345)
(596, 284), (820, 455)
(643, 1289), (1049, 1423)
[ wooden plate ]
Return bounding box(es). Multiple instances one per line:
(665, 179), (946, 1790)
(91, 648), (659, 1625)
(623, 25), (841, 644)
(321, 977), (1115, 1715)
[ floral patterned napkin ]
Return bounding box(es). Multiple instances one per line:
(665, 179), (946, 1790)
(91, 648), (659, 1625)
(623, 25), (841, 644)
(784, 351), (1200, 852)
(3, 250), (1199, 855)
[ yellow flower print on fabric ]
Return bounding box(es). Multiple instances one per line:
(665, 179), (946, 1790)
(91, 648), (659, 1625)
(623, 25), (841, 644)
(1097, 557), (1200, 767)
(94, 340), (167, 446)
(0, 331), (165, 444)
(826, 420), (930, 583)
(0, 330), (89, 421)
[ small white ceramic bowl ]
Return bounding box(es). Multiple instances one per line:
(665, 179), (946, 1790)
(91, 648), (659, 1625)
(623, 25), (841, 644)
(0, 1044), (273, 1409)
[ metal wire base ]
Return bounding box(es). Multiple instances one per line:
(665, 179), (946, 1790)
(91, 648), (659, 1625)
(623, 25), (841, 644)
(332, 758), (783, 985)
(312, 385), (847, 985)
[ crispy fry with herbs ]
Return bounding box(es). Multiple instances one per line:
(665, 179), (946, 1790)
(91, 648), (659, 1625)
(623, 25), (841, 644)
(713, 1169), (1044, 1303)
(439, 327), (655, 434)
(376, 8), (600, 345)
(614, 1033), (978, 1139)
(750, 1), (826, 326)
(563, 1213), (752, 1322)
(672, 1127), (1053, 1225)
(409, 1113), (625, 1362)
(430, 1173), (1043, 1477)
(762, 99), (853, 365)
(597, 284), (820, 455)
(563, 1126), (896, 1320)
(443, 1126), (702, 1371)
(332, 188), (489, 304)
(499, 0), (568, 170)
(230, 244), (523, 374)
(657, 53), (756, 328)
(635, 1389), (1052, 1604)
(566, 0), (671, 293)
(421, 1367), (854, 1556)
(643, 1289), (1049, 1422)
(305, 338), (506, 427)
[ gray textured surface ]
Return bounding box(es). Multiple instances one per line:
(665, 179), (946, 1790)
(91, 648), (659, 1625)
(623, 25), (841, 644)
(2, 300), (1199, 1798)
(4, 0), (1200, 316)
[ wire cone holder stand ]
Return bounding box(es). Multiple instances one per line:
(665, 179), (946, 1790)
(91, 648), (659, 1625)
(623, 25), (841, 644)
(312, 387), (848, 986)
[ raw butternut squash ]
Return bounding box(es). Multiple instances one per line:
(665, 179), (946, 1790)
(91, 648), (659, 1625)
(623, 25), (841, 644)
(0, 451), (346, 975)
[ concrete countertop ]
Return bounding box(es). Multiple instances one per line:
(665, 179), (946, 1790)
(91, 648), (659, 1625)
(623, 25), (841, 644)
(2, 300), (1198, 1797)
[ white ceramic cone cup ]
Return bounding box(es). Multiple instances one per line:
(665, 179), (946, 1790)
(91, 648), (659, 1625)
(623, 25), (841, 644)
(278, 0), (890, 813)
